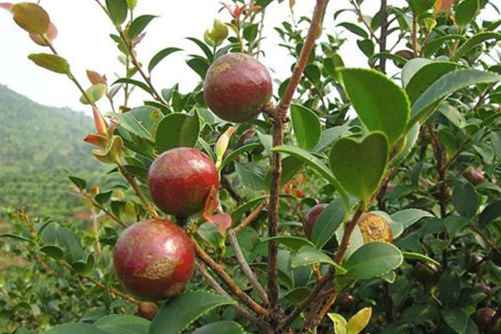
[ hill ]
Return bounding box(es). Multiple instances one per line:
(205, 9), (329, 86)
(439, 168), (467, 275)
(0, 84), (98, 218)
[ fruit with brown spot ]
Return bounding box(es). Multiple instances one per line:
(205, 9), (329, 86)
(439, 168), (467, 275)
(203, 53), (272, 123)
(148, 147), (219, 218)
(113, 219), (195, 300)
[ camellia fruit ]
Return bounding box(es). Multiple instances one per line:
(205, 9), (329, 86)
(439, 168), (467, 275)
(148, 147), (219, 218)
(113, 219), (195, 300)
(303, 203), (328, 239)
(358, 212), (393, 244)
(203, 53), (272, 122)
(464, 167), (485, 185)
(474, 307), (496, 330)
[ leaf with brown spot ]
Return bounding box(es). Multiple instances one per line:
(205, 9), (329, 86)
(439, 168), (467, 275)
(12, 2), (49, 34)
(87, 70), (107, 85)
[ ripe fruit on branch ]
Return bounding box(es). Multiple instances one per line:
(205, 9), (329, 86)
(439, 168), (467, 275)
(113, 219), (195, 300)
(148, 147), (219, 218)
(358, 212), (393, 244)
(474, 307), (496, 331)
(203, 53), (272, 123)
(464, 167), (485, 185)
(303, 203), (327, 239)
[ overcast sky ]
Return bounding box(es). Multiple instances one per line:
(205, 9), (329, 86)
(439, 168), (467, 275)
(0, 1), (496, 112)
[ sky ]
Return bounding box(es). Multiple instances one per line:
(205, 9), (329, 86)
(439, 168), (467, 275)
(0, 0), (496, 112)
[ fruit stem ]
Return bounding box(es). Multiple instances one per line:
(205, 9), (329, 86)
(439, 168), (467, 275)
(267, 0), (330, 320)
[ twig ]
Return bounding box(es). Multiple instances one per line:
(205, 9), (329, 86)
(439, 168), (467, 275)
(81, 191), (127, 227)
(194, 240), (269, 317)
(233, 200), (267, 234)
(117, 164), (159, 218)
(268, 0), (330, 318)
(378, 0), (388, 72)
(228, 230), (269, 305)
(198, 263), (273, 333)
(348, 0), (380, 44)
(221, 176), (243, 203)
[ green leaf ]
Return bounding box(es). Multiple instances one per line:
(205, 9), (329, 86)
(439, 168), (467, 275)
(405, 62), (460, 104)
(186, 57), (209, 79)
(243, 23), (258, 42)
(155, 113), (199, 153)
(410, 69), (501, 127)
(272, 145), (349, 205)
(106, 0), (128, 25)
(95, 315), (150, 334)
(479, 200), (501, 226)
(291, 246), (347, 274)
(80, 84), (107, 105)
(453, 32), (501, 60)
(408, 0), (434, 15)
(192, 321), (245, 334)
(127, 15), (156, 40)
(149, 291), (236, 334)
(422, 35), (465, 58)
(148, 47), (182, 73)
(391, 208), (433, 230)
(260, 236), (314, 251)
(113, 78), (153, 95)
(357, 39), (375, 57)
(329, 132), (389, 202)
(220, 143), (261, 170)
(442, 308), (469, 334)
(290, 104), (321, 150)
(313, 125), (351, 153)
(0, 234), (32, 243)
(328, 313), (348, 334)
(311, 198), (346, 249)
(28, 53), (70, 74)
(339, 68), (410, 145)
(452, 181), (480, 218)
(402, 251), (440, 267)
(402, 58), (433, 87)
(235, 162), (266, 191)
(345, 242), (403, 280)
(45, 323), (108, 334)
(69, 176), (87, 190)
(337, 22), (368, 38)
(12, 2), (49, 34)
(455, 0), (480, 27)
(118, 111), (154, 142)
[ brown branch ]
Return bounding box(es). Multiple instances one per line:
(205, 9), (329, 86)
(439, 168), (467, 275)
(197, 263), (273, 333)
(117, 164), (159, 218)
(233, 200), (267, 234)
(221, 176), (243, 203)
(228, 230), (269, 305)
(267, 0), (330, 318)
(378, 0), (388, 73)
(194, 240), (269, 317)
(349, 0), (381, 44)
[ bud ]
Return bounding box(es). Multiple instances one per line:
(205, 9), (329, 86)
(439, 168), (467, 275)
(126, 0), (137, 9)
(92, 106), (109, 136)
(464, 167), (485, 185)
(206, 19), (228, 46)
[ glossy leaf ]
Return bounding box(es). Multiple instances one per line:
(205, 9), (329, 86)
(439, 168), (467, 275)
(149, 291), (235, 334)
(345, 242), (403, 280)
(347, 307), (372, 334)
(291, 246), (347, 274)
(337, 22), (368, 38)
(328, 313), (348, 334)
(402, 58), (432, 87)
(80, 84), (107, 105)
(260, 236), (314, 251)
(422, 35), (464, 58)
(95, 315), (150, 334)
(106, 0), (128, 25)
(329, 132), (389, 202)
(128, 15), (156, 40)
(452, 181), (479, 218)
(391, 208), (433, 230)
(405, 62), (459, 104)
(113, 78), (153, 95)
(403, 251), (440, 267)
(339, 68), (410, 145)
(220, 143), (261, 170)
(290, 104), (321, 150)
(118, 111), (154, 142)
(453, 32), (501, 60)
(12, 2), (49, 34)
(410, 69), (501, 127)
(155, 113), (200, 153)
(148, 47), (182, 73)
(192, 321), (245, 334)
(28, 53), (70, 74)
(272, 145), (349, 205)
(311, 198), (346, 249)
(45, 324), (108, 334)
(455, 0), (480, 27)
(479, 200), (501, 226)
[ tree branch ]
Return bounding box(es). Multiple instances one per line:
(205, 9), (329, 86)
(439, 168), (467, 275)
(267, 0), (330, 318)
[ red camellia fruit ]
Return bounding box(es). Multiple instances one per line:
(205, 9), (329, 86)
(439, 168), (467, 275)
(148, 147), (219, 218)
(303, 203), (327, 239)
(203, 53), (272, 122)
(113, 219), (195, 300)
(464, 167), (485, 185)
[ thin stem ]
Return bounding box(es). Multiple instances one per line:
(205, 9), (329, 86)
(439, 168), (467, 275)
(82, 192), (126, 227)
(117, 164), (159, 218)
(228, 230), (269, 304)
(198, 263), (273, 333)
(378, 0), (388, 73)
(267, 0), (330, 318)
(349, 0), (380, 44)
(233, 200), (267, 234)
(194, 240), (269, 317)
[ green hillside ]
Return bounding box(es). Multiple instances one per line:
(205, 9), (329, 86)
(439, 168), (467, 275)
(0, 84), (98, 218)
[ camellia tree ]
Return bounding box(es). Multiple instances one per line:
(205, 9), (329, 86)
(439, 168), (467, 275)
(1, 0), (501, 333)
